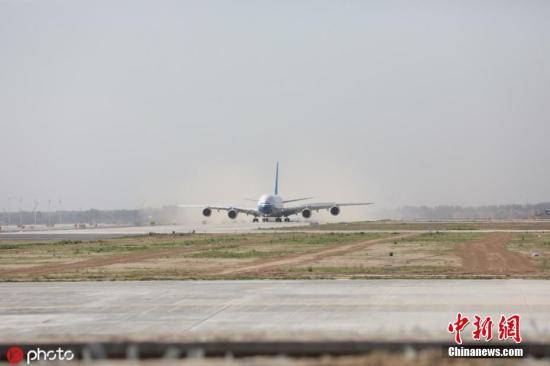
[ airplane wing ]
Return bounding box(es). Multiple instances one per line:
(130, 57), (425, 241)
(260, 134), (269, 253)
(282, 197), (314, 204)
(281, 202), (374, 217)
(178, 204), (259, 216)
(208, 205), (258, 216)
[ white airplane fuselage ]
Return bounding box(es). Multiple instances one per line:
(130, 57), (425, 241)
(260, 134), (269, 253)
(257, 194), (284, 217)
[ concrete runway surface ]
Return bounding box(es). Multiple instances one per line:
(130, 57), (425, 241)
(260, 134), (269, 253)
(2, 223), (549, 242)
(1, 280), (549, 344)
(0, 223), (302, 239)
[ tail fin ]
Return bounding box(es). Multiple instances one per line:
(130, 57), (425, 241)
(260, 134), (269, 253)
(274, 162), (279, 195)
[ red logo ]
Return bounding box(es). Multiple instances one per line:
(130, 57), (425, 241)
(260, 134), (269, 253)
(448, 313), (522, 344)
(472, 315), (493, 341)
(6, 346), (24, 365)
(447, 312), (469, 344)
(498, 314), (522, 343)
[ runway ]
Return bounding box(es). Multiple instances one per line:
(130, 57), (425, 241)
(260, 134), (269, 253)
(1, 280), (549, 344)
(2, 223), (550, 242)
(0, 223), (303, 240)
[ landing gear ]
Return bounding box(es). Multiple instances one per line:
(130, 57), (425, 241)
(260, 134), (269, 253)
(275, 217), (282, 222)
(262, 218), (268, 223)
(284, 217), (290, 222)
(252, 217), (259, 223)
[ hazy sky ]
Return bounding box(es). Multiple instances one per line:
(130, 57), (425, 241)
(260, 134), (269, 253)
(1, 0), (549, 213)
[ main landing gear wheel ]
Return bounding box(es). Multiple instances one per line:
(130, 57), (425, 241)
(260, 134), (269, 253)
(284, 217), (290, 222)
(275, 217), (282, 222)
(262, 218), (268, 223)
(252, 217), (259, 223)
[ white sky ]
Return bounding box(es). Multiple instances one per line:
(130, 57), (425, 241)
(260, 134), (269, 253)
(1, 0), (549, 212)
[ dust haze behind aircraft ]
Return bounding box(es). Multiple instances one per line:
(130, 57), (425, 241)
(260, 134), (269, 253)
(1, 1), (550, 212)
(180, 163), (373, 222)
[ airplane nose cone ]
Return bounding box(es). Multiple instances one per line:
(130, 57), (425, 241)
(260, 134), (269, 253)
(258, 204), (272, 214)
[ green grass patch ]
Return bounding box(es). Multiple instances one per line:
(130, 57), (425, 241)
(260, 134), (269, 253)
(507, 233), (550, 272)
(265, 232), (384, 245)
(292, 265), (449, 275)
(188, 249), (292, 259)
(398, 232), (484, 243)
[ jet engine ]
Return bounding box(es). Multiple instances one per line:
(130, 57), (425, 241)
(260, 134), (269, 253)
(301, 209), (312, 219)
(227, 209), (238, 219)
(329, 206), (340, 216)
(202, 208), (212, 217)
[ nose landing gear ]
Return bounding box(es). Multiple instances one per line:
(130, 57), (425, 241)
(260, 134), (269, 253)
(252, 217), (259, 223)
(284, 217), (290, 222)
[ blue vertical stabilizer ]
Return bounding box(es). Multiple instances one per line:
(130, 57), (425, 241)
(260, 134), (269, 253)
(274, 162), (279, 195)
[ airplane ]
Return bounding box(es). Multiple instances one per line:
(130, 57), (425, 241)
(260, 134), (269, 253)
(180, 163), (373, 223)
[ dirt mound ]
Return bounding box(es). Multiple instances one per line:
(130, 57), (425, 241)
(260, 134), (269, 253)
(455, 233), (536, 275)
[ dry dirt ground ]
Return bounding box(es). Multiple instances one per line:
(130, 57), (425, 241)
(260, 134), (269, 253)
(0, 230), (548, 281)
(214, 232), (419, 276)
(454, 233), (537, 276)
(1, 239), (240, 277)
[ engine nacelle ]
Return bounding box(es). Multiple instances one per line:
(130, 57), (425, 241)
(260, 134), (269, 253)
(329, 206), (340, 216)
(227, 209), (238, 219)
(301, 209), (312, 219)
(202, 208), (212, 217)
